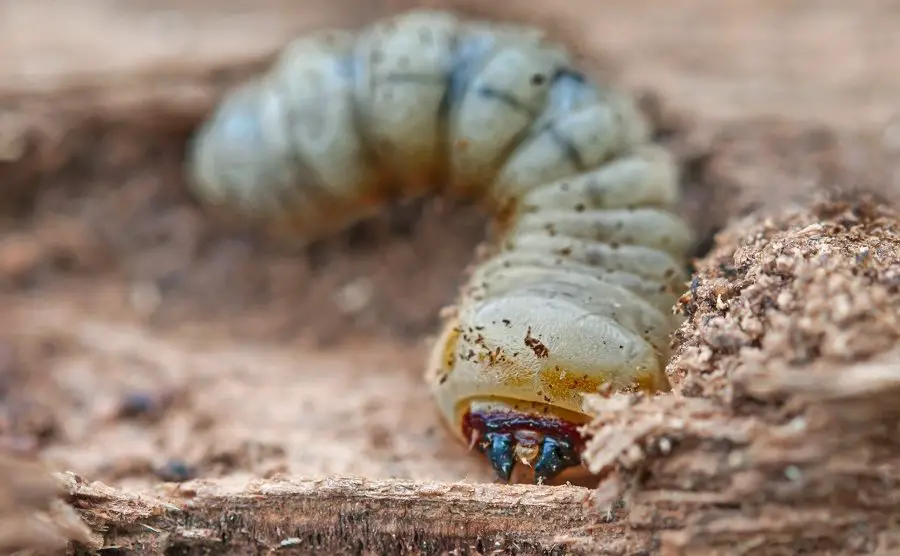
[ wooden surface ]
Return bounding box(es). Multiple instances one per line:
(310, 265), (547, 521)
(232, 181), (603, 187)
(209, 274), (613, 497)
(59, 474), (620, 554)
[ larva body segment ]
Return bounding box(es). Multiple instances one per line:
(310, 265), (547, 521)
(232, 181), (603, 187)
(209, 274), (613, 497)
(445, 29), (571, 195)
(507, 209), (694, 257)
(432, 291), (666, 421)
(270, 31), (377, 202)
(463, 266), (677, 344)
(190, 30), (385, 238)
(490, 79), (649, 204)
(467, 252), (683, 313)
(502, 234), (686, 289)
(351, 11), (460, 189)
(515, 145), (682, 215)
(186, 9), (693, 484)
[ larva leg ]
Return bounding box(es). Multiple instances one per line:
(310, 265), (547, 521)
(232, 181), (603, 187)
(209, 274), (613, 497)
(431, 283), (669, 482)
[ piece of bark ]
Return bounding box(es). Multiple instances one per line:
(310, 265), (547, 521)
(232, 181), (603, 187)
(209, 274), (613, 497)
(57, 473), (635, 555)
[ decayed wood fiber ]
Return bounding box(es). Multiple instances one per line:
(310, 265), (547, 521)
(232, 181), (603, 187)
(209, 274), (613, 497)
(579, 197), (900, 555)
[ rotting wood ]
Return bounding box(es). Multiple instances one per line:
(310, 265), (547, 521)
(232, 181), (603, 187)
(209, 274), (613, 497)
(0, 455), (94, 554)
(578, 199), (900, 555)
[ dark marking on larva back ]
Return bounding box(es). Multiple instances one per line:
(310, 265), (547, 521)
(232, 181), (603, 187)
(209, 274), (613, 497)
(475, 86), (542, 118)
(486, 66), (594, 185)
(439, 33), (501, 125)
(544, 123), (587, 172)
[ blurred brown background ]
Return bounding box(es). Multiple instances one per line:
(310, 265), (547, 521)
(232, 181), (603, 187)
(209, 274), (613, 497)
(4, 0), (898, 128)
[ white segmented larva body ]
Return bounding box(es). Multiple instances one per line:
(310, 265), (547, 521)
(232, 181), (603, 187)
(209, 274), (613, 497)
(351, 11), (459, 189)
(187, 9), (693, 484)
(270, 31), (378, 201)
(447, 32), (571, 193)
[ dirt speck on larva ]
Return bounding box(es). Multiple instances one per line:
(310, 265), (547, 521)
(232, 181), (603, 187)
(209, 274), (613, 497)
(524, 326), (550, 359)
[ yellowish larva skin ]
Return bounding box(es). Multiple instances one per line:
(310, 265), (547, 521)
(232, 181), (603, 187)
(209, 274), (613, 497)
(186, 9), (693, 484)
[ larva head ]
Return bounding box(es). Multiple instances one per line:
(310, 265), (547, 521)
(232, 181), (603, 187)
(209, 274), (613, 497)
(427, 292), (670, 484)
(461, 398), (590, 484)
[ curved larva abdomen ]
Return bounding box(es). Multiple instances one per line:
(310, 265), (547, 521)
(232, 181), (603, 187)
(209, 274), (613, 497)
(351, 11), (460, 189)
(186, 9), (693, 485)
(190, 29), (387, 238)
(446, 34), (571, 193)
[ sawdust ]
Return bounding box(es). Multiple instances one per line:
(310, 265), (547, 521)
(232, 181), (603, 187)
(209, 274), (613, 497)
(674, 199), (900, 405)
(579, 198), (900, 554)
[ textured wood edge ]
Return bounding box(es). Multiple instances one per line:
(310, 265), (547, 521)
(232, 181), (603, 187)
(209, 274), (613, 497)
(51, 473), (633, 555)
(577, 199), (900, 555)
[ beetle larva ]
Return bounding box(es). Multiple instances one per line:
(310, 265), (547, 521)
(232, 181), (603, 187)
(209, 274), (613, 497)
(187, 9), (692, 484)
